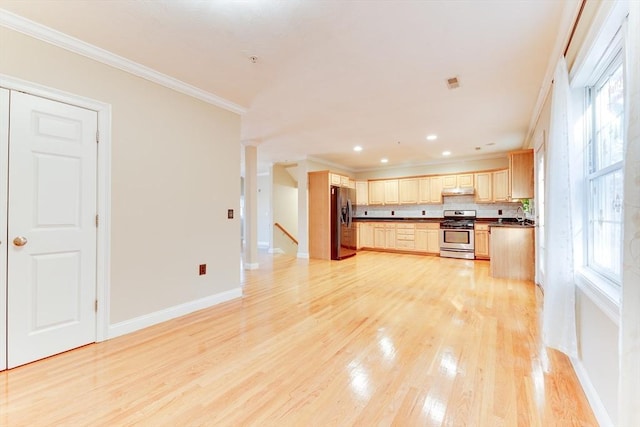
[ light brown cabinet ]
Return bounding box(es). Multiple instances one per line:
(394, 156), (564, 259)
(368, 179), (399, 205)
(358, 222), (374, 248)
(415, 223), (440, 253)
(492, 169), (510, 202)
(474, 223), (490, 259)
(474, 172), (492, 203)
(398, 178), (419, 204)
(509, 149), (534, 199)
(489, 226), (534, 280)
(384, 180), (399, 204)
(424, 176), (443, 204)
(355, 181), (368, 205)
(442, 173), (474, 189)
(395, 223), (415, 250)
(475, 169), (509, 203)
(361, 221), (439, 254)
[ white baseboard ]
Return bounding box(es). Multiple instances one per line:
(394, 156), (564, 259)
(571, 356), (614, 427)
(297, 252), (310, 259)
(244, 262), (259, 270)
(268, 247), (284, 254)
(107, 287), (242, 339)
(258, 241), (269, 249)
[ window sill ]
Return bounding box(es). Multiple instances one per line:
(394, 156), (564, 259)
(575, 268), (620, 326)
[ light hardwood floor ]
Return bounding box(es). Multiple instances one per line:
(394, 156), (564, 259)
(0, 251), (597, 426)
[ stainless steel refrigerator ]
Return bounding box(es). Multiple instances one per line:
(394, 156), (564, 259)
(331, 186), (357, 260)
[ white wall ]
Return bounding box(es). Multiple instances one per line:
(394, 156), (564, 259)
(0, 27), (241, 326)
(271, 163), (298, 253)
(257, 174), (271, 248)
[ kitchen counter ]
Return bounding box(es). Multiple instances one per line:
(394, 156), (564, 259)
(354, 217), (441, 223)
(476, 218), (535, 228)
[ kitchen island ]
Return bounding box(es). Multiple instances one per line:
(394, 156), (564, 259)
(487, 221), (535, 280)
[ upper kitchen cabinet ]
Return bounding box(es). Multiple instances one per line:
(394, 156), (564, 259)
(418, 176), (443, 204)
(442, 173), (474, 189)
(492, 169), (510, 202)
(475, 169), (509, 203)
(509, 149), (534, 199)
(398, 178), (419, 204)
(368, 179), (399, 205)
(474, 172), (492, 202)
(355, 181), (368, 205)
(384, 179), (399, 204)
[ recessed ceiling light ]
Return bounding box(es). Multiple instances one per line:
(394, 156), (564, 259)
(380, 158), (389, 163)
(353, 146), (363, 152)
(442, 151), (451, 156)
(426, 134), (438, 141)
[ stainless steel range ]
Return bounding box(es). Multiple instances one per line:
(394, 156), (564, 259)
(440, 210), (476, 259)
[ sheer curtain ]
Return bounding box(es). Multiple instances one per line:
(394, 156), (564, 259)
(542, 57), (578, 358)
(619, 3), (640, 425)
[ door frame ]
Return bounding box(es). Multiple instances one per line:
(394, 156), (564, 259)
(0, 74), (111, 343)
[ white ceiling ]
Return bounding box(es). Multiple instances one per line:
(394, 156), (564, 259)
(0, 0), (573, 173)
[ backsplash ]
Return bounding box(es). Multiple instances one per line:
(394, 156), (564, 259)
(354, 195), (525, 219)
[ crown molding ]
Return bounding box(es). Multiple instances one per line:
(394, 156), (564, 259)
(0, 9), (247, 115)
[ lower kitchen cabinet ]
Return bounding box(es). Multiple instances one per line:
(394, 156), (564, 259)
(489, 226), (534, 280)
(474, 223), (490, 259)
(415, 223), (439, 253)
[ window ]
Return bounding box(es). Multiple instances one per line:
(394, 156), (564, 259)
(585, 48), (624, 284)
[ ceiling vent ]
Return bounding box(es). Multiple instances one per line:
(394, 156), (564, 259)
(446, 76), (460, 89)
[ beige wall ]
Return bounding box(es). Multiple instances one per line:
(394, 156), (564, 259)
(0, 27), (241, 324)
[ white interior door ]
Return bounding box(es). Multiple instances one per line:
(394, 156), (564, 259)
(0, 88), (9, 370)
(7, 91), (98, 369)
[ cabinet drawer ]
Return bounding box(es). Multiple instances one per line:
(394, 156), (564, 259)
(475, 223), (490, 231)
(396, 240), (415, 249)
(416, 222), (440, 230)
(396, 223), (414, 229)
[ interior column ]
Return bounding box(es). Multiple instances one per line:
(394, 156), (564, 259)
(243, 144), (259, 270)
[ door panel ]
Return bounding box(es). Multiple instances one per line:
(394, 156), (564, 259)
(0, 88), (9, 370)
(7, 91), (97, 368)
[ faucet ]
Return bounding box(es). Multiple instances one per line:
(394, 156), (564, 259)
(515, 206), (525, 223)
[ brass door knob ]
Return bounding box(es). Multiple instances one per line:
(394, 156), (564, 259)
(13, 236), (28, 247)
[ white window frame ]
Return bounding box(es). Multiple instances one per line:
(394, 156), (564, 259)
(569, 1), (628, 320)
(584, 46), (624, 285)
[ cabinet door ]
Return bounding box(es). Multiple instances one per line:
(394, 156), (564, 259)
(426, 229), (440, 253)
(355, 181), (368, 205)
(330, 173), (342, 186)
(384, 226), (396, 249)
(509, 149), (534, 199)
(415, 228), (428, 252)
(340, 175), (350, 188)
(492, 169), (509, 201)
(373, 225), (386, 248)
(442, 175), (457, 189)
(418, 178), (431, 204)
(363, 223), (374, 247)
(475, 228), (490, 258)
(474, 172), (492, 203)
(398, 178), (419, 204)
(457, 173), (474, 188)
(369, 181), (385, 205)
(384, 180), (399, 204)
(429, 177), (443, 203)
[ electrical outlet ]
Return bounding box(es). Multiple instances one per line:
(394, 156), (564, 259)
(227, 209), (234, 219)
(199, 264), (206, 275)
(391, 210), (395, 215)
(422, 210), (426, 215)
(498, 209), (503, 215)
(364, 211), (368, 215)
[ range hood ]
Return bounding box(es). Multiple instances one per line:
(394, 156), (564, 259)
(442, 187), (475, 196)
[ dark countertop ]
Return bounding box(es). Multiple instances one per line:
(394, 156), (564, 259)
(353, 217), (535, 227)
(354, 217), (442, 222)
(481, 218), (536, 228)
